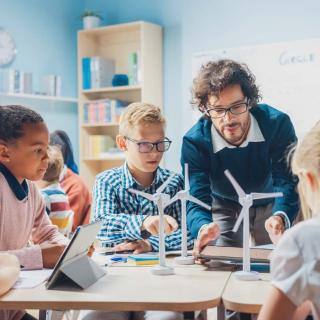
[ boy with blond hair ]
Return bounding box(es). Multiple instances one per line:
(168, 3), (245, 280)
(84, 103), (191, 320)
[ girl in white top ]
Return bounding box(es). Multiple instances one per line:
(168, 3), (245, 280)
(0, 253), (20, 296)
(258, 121), (320, 320)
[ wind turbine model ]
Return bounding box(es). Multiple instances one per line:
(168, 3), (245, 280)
(129, 174), (176, 275)
(224, 169), (283, 281)
(166, 163), (211, 265)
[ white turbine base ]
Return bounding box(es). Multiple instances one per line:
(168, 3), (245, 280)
(174, 256), (195, 265)
(151, 265), (175, 275)
(234, 270), (260, 281)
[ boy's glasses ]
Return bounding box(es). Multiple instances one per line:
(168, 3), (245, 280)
(125, 136), (172, 153)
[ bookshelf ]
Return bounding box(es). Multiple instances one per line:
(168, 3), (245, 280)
(0, 92), (77, 103)
(78, 21), (163, 189)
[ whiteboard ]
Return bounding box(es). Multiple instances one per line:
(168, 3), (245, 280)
(192, 38), (320, 138)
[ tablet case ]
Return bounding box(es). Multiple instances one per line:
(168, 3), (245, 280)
(46, 221), (106, 290)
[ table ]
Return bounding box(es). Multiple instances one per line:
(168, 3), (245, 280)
(222, 273), (272, 314)
(0, 261), (231, 318)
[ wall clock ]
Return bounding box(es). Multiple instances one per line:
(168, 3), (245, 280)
(0, 29), (16, 67)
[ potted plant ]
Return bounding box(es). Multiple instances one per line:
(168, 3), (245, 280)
(82, 10), (102, 29)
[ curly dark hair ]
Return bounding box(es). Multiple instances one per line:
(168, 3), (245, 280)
(191, 59), (262, 114)
(0, 105), (44, 143)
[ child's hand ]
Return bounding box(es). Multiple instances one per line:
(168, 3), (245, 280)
(87, 243), (95, 257)
(40, 241), (66, 268)
(114, 240), (152, 254)
(265, 216), (285, 244)
(193, 222), (220, 262)
(142, 215), (178, 236)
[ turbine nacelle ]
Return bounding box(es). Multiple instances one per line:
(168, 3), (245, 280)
(238, 195), (252, 207)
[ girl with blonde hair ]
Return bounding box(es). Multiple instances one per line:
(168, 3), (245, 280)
(258, 121), (320, 320)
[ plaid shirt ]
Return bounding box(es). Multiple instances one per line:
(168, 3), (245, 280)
(92, 163), (194, 251)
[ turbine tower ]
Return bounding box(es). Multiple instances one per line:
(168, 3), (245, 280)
(129, 174), (175, 275)
(166, 163), (211, 264)
(224, 169), (283, 281)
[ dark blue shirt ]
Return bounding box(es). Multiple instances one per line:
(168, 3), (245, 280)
(181, 104), (299, 239)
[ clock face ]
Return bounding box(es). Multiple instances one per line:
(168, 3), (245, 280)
(0, 29), (16, 66)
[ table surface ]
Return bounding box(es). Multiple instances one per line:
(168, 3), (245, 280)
(0, 258), (232, 312)
(222, 272), (272, 314)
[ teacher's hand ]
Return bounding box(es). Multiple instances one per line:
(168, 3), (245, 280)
(265, 215), (285, 244)
(193, 222), (220, 261)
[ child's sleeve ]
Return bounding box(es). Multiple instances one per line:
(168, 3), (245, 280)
(4, 246), (43, 270)
(5, 185), (68, 270)
(271, 232), (310, 307)
(92, 173), (148, 246)
(148, 229), (194, 252)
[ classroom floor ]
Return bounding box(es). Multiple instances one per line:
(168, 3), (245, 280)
(28, 308), (218, 319)
(208, 308), (217, 320)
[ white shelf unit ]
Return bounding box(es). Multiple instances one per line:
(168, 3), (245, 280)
(78, 21), (163, 189)
(0, 92), (78, 103)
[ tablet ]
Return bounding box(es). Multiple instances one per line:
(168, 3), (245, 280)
(199, 244), (272, 263)
(46, 220), (104, 289)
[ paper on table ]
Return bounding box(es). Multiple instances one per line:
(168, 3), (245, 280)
(13, 269), (52, 289)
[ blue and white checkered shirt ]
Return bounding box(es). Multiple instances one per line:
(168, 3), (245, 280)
(92, 163), (194, 251)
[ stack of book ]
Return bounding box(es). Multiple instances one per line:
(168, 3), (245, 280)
(85, 135), (115, 158)
(82, 56), (115, 89)
(83, 99), (126, 124)
(127, 255), (159, 266)
(4, 69), (33, 94)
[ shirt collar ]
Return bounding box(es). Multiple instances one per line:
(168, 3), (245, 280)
(0, 163), (29, 201)
(42, 182), (60, 191)
(211, 113), (265, 154)
(121, 162), (166, 190)
(121, 162), (136, 189)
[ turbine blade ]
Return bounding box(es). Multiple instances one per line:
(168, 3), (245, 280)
(156, 173), (176, 193)
(251, 192), (283, 200)
(184, 163), (190, 191)
(165, 194), (180, 208)
(224, 170), (246, 197)
(128, 188), (154, 201)
(232, 207), (245, 233)
(188, 195), (211, 211)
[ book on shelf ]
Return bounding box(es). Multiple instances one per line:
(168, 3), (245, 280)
(128, 52), (141, 85)
(85, 135), (115, 158)
(83, 99), (127, 124)
(82, 56), (115, 89)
